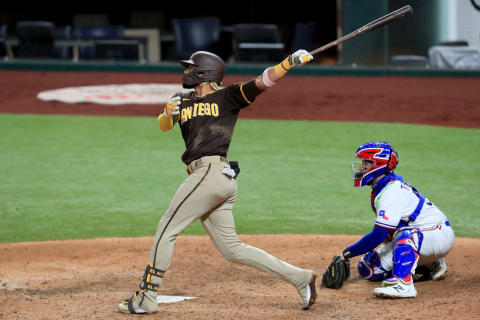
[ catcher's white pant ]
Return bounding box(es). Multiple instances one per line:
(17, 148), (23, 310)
(377, 221), (455, 270)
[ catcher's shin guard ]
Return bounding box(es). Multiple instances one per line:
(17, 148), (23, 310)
(118, 264), (165, 314)
(390, 229), (422, 284)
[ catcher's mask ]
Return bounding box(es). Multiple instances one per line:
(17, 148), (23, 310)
(351, 142), (398, 187)
(180, 51), (226, 89)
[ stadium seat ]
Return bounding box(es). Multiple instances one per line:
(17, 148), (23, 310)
(0, 24), (7, 59)
(291, 22), (317, 52)
(171, 17), (221, 60)
(94, 39), (141, 61)
(54, 25), (72, 59)
(74, 25), (125, 60)
(437, 40), (469, 47)
(389, 55), (429, 68)
(75, 25), (124, 39)
(233, 24), (285, 63)
(14, 21), (56, 59)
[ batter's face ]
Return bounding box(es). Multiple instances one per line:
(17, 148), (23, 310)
(184, 65), (195, 74)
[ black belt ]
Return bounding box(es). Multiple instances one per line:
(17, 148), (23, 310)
(187, 156), (228, 174)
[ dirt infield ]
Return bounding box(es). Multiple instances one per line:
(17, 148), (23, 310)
(1, 70), (479, 319)
(1, 235), (479, 320)
(0, 70), (479, 128)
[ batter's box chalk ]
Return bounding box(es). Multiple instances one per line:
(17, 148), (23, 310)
(156, 295), (196, 304)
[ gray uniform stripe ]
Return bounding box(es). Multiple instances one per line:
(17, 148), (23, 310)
(152, 164), (212, 267)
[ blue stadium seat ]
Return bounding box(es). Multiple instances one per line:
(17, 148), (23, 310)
(0, 24), (7, 59)
(75, 25), (124, 39)
(14, 21), (56, 59)
(171, 18), (221, 60)
(54, 25), (72, 59)
(74, 25), (125, 60)
(233, 24), (285, 63)
(291, 23), (317, 52)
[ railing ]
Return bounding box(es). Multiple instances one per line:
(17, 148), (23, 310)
(4, 37), (147, 62)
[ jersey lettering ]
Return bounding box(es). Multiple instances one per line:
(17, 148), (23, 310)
(203, 103), (210, 116)
(198, 103), (205, 116)
(181, 103), (220, 124)
(211, 103), (219, 116)
(400, 182), (411, 191)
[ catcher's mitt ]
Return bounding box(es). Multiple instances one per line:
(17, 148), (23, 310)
(321, 255), (350, 289)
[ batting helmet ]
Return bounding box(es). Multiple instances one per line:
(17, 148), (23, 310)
(351, 142), (398, 187)
(180, 51), (226, 89)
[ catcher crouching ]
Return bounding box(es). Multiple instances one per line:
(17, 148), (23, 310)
(321, 142), (454, 298)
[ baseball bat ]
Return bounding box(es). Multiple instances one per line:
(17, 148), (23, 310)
(309, 5), (413, 56)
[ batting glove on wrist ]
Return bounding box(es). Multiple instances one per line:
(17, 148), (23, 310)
(291, 49), (314, 67)
(164, 96), (181, 118)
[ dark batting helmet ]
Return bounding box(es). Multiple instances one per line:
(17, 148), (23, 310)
(180, 51), (226, 89)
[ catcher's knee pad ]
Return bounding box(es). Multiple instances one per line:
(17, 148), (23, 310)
(392, 230), (422, 280)
(357, 250), (391, 281)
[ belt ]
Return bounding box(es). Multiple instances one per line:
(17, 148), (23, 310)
(187, 156), (228, 174)
(420, 220), (451, 232)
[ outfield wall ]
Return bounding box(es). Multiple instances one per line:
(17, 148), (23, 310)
(1, 59), (480, 78)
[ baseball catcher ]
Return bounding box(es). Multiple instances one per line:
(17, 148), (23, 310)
(327, 142), (454, 298)
(118, 49), (318, 314)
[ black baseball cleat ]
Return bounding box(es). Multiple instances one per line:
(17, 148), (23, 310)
(118, 292), (147, 314)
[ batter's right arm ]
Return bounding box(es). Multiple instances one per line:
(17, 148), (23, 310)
(255, 50), (314, 91)
(237, 50), (314, 104)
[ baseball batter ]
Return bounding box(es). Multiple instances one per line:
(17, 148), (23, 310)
(340, 142), (455, 298)
(118, 50), (317, 314)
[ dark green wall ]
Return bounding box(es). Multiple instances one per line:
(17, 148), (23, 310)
(341, 0), (447, 66)
(340, 0), (389, 66)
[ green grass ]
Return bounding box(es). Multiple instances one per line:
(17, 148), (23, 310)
(1, 113), (479, 242)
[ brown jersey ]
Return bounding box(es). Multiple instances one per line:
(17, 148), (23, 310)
(174, 83), (254, 165)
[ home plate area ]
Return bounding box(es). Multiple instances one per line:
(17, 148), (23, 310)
(156, 295), (196, 304)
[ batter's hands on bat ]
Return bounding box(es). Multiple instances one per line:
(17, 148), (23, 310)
(291, 50), (314, 67)
(164, 96), (181, 118)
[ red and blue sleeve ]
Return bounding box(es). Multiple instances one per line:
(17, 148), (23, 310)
(347, 225), (391, 257)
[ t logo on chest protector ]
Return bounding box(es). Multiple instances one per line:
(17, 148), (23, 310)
(180, 102), (220, 124)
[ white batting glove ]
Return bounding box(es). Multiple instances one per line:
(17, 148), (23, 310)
(291, 49), (314, 66)
(164, 96), (180, 118)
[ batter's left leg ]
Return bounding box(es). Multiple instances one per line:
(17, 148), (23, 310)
(201, 201), (316, 309)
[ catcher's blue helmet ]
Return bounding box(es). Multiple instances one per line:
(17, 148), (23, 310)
(351, 142), (398, 187)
